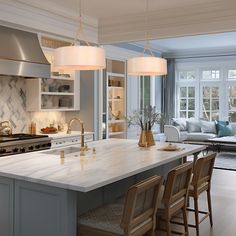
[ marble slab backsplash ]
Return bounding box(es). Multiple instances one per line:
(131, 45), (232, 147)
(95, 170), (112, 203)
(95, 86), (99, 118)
(0, 76), (66, 133)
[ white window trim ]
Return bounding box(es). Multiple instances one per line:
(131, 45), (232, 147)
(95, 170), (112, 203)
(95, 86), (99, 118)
(176, 57), (236, 121)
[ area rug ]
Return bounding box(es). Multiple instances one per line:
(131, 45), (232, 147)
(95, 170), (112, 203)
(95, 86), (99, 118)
(214, 152), (236, 171)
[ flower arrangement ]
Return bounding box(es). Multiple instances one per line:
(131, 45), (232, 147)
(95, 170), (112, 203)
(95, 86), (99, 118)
(128, 106), (164, 131)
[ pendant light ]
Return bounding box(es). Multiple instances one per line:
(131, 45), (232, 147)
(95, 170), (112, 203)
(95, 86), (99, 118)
(127, 0), (167, 76)
(54, 0), (106, 71)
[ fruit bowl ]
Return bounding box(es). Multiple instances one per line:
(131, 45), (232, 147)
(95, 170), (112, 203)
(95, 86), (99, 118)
(41, 127), (58, 134)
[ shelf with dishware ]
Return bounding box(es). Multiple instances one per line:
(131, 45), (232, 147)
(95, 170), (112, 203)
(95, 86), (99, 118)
(108, 119), (126, 124)
(108, 121), (125, 135)
(41, 92), (74, 96)
(109, 131), (125, 136)
(104, 59), (127, 139)
(26, 74), (80, 111)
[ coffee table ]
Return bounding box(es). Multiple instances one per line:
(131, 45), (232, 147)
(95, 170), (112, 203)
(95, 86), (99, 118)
(208, 136), (236, 152)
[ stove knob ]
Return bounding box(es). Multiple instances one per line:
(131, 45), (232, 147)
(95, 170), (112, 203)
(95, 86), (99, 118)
(35, 145), (40, 149)
(20, 148), (25, 153)
(47, 143), (51, 147)
(0, 149), (6, 154)
(13, 148), (19, 152)
(28, 146), (34, 150)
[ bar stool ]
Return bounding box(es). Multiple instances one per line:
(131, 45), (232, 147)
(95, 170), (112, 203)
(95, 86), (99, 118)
(77, 175), (163, 236)
(156, 162), (193, 236)
(187, 152), (216, 236)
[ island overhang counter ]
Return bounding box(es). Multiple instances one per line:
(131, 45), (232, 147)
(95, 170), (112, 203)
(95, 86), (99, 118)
(0, 139), (206, 236)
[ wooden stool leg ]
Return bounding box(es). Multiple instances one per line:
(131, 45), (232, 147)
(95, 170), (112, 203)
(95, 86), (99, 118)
(182, 208), (189, 236)
(194, 198), (200, 236)
(207, 189), (213, 227)
(165, 219), (171, 236)
(146, 230), (155, 236)
(156, 216), (161, 231)
(165, 212), (171, 236)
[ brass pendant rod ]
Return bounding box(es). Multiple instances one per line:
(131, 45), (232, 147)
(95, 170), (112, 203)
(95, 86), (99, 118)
(73, 0), (90, 46)
(142, 0), (154, 56)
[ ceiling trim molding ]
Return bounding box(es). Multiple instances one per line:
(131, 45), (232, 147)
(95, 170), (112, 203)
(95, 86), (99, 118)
(98, 1), (236, 44)
(163, 47), (236, 59)
(104, 45), (142, 60)
(0, 0), (98, 43)
(129, 42), (163, 55)
(14, 0), (98, 27)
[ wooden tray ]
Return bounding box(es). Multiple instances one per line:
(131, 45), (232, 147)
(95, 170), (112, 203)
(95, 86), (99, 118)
(158, 146), (185, 151)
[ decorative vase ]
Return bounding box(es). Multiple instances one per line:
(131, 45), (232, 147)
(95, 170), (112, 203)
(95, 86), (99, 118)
(138, 130), (155, 147)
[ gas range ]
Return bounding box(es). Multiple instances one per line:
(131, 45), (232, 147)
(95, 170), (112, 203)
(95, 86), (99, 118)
(0, 133), (52, 157)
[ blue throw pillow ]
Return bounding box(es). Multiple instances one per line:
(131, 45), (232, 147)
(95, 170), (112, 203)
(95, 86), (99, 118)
(215, 120), (229, 133)
(217, 122), (232, 137)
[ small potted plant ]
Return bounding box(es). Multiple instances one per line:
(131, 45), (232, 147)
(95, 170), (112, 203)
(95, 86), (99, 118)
(128, 106), (164, 147)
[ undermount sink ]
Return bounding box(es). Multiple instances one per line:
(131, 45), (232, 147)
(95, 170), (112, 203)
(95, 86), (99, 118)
(43, 146), (81, 156)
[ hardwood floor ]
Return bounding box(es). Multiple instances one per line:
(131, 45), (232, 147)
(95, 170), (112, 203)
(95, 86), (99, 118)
(156, 169), (236, 236)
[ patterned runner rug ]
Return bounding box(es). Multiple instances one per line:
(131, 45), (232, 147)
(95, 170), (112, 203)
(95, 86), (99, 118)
(214, 152), (236, 171)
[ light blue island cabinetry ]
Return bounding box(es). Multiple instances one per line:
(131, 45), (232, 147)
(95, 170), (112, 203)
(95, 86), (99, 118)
(0, 139), (205, 236)
(0, 177), (77, 236)
(0, 177), (13, 236)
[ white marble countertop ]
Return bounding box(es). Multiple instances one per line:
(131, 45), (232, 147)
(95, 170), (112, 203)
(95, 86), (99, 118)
(38, 131), (94, 139)
(0, 139), (205, 192)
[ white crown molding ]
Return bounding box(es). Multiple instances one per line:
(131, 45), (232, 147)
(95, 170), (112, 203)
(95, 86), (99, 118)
(130, 42), (164, 55)
(163, 46), (236, 59)
(104, 45), (141, 60)
(0, 0), (98, 43)
(98, 1), (236, 44)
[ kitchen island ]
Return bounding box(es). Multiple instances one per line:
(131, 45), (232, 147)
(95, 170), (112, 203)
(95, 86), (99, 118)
(0, 139), (205, 236)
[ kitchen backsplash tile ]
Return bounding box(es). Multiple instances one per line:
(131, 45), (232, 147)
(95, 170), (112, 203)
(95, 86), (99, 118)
(0, 76), (66, 133)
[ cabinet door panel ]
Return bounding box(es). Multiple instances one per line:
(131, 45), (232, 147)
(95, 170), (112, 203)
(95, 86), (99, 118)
(0, 177), (14, 236)
(14, 180), (77, 236)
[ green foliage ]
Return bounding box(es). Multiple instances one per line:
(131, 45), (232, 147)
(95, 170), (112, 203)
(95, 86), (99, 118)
(128, 106), (165, 130)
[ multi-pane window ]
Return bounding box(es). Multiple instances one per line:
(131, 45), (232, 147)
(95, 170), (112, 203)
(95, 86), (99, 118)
(178, 86), (195, 118)
(176, 60), (236, 121)
(202, 87), (219, 121)
(202, 70), (220, 80)
(228, 70), (236, 80)
(228, 86), (236, 121)
(179, 71), (196, 80)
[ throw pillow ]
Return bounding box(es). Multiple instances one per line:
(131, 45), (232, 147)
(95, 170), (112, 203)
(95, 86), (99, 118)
(172, 118), (187, 131)
(201, 121), (217, 134)
(215, 120), (229, 133)
(186, 119), (201, 133)
(217, 122), (232, 137)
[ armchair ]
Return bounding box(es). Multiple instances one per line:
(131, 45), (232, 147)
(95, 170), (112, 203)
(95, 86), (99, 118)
(164, 125), (187, 142)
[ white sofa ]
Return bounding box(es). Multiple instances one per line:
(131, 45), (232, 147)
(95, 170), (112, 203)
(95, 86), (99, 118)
(164, 118), (236, 143)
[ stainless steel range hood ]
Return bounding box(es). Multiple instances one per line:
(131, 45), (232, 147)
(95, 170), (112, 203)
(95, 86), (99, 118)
(0, 25), (50, 78)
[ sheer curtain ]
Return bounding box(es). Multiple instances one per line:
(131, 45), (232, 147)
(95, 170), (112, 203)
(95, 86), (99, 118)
(161, 59), (176, 129)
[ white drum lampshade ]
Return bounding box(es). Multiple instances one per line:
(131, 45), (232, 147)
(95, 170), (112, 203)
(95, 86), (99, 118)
(127, 56), (167, 76)
(54, 45), (106, 71)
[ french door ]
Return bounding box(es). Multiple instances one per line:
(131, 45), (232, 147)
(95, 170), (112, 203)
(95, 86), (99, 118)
(199, 83), (221, 121)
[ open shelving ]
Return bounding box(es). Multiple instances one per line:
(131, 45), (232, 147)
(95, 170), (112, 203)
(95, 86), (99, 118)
(105, 59), (127, 139)
(26, 49), (80, 112)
